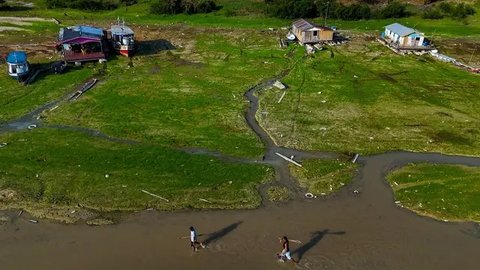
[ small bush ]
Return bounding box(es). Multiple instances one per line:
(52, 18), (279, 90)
(423, 2), (476, 20)
(266, 0), (318, 19)
(359, 0), (378, 4)
(150, 0), (218, 15)
(375, 1), (409, 19)
(0, 0), (7, 10)
(45, 0), (131, 10)
(335, 3), (371, 20)
(422, 7), (444, 19)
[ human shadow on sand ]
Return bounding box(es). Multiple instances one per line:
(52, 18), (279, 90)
(136, 39), (176, 56)
(293, 229), (346, 262)
(203, 221), (243, 245)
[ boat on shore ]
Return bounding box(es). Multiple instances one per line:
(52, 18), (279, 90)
(109, 19), (135, 57)
(6, 51), (29, 81)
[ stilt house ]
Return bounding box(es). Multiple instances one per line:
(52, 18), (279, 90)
(292, 19), (334, 45)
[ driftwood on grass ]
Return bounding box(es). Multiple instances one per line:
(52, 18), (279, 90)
(277, 91), (286, 103)
(141, 190), (169, 202)
(275, 152), (302, 167)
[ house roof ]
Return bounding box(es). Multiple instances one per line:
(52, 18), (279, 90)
(293, 19), (332, 32)
(110, 25), (134, 36)
(6, 51), (27, 64)
(385, 23), (416, 37)
(58, 25), (104, 43)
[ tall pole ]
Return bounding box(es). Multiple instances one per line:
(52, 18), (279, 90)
(468, 45), (477, 64)
(324, 1), (330, 26)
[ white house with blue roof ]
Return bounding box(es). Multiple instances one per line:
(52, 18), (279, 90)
(383, 23), (428, 49)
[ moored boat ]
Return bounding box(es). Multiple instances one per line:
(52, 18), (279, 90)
(6, 51), (29, 81)
(110, 19), (135, 57)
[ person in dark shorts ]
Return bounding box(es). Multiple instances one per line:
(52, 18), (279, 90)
(277, 236), (297, 263)
(190, 226), (205, 251)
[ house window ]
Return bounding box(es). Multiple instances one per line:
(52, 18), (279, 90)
(313, 31), (318, 37)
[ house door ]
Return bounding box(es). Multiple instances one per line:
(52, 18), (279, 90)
(415, 37), (421, 47)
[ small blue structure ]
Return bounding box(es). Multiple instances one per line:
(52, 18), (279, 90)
(6, 51), (29, 80)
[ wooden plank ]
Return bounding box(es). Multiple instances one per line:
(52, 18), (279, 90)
(141, 190), (169, 202)
(275, 152), (302, 167)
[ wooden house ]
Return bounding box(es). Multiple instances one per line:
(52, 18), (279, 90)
(56, 25), (109, 63)
(383, 23), (429, 49)
(292, 19), (334, 45)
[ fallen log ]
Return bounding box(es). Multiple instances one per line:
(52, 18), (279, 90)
(275, 152), (302, 167)
(141, 190), (169, 202)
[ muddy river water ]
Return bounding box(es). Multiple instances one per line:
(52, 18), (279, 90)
(1, 151), (480, 270)
(1, 75), (479, 270)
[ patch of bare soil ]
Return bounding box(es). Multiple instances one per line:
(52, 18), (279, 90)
(436, 38), (480, 67)
(24, 206), (97, 224)
(132, 24), (259, 64)
(0, 189), (17, 202)
(0, 16), (53, 25)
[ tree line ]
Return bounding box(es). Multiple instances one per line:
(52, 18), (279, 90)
(265, 0), (410, 20)
(150, 0), (219, 15)
(422, 2), (476, 20)
(39, 0), (478, 20)
(44, 0), (137, 10)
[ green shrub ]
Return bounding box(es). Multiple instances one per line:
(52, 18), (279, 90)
(266, 0), (318, 19)
(375, 1), (409, 19)
(150, 0), (183, 14)
(335, 3), (371, 20)
(44, 0), (135, 10)
(451, 3), (476, 19)
(423, 2), (476, 20)
(0, 0), (7, 10)
(150, 0), (218, 15)
(422, 7), (444, 19)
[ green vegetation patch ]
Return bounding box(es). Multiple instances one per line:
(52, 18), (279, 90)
(0, 66), (96, 122)
(258, 39), (480, 156)
(290, 159), (357, 196)
(0, 129), (273, 215)
(42, 27), (294, 158)
(266, 186), (291, 202)
(387, 163), (480, 222)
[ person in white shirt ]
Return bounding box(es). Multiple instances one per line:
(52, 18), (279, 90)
(190, 226), (205, 251)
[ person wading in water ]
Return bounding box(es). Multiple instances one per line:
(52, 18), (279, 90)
(190, 226), (205, 252)
(277, 236), (298, 263)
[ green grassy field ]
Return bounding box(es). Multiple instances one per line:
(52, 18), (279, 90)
(290, 159), (358, 196)
(258, 39), (480, 156)
(1, 0), (480, 221)
(0, 129), (272, 216)
(387, 163), (480, 222)
(41, 27), (295, 158)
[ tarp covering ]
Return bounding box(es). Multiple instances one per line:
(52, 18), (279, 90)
(6, 51), (27, 64)
(59, 25), (104, 43)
